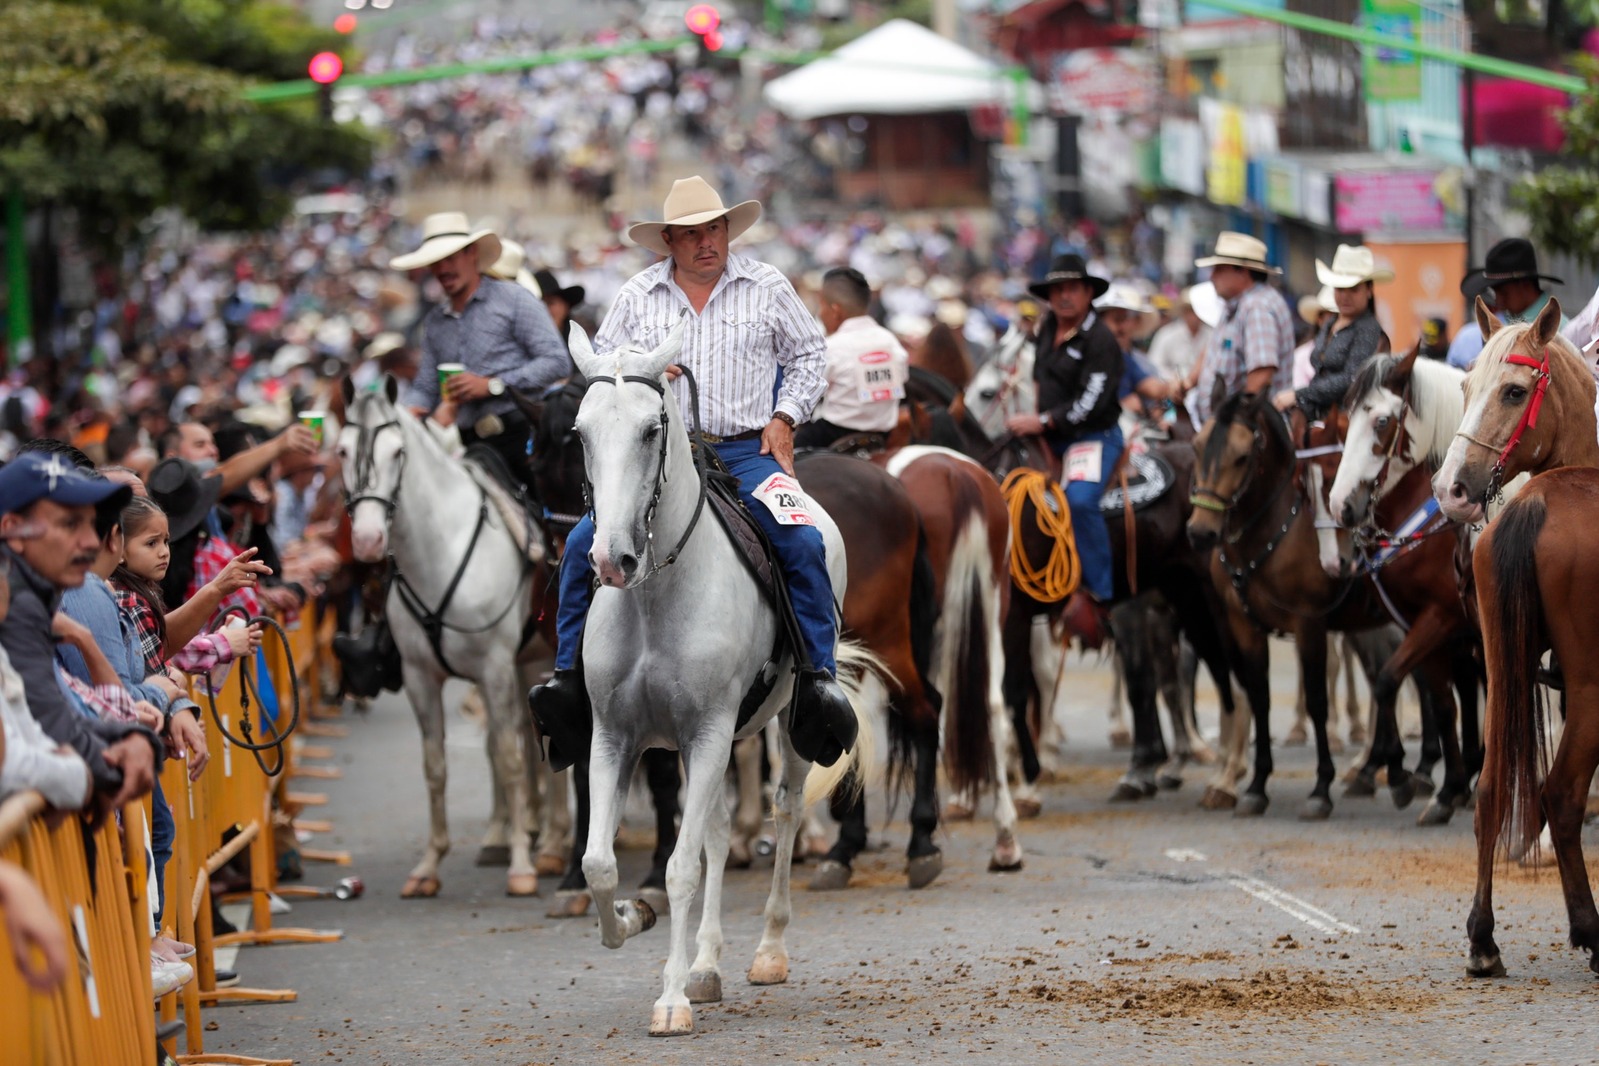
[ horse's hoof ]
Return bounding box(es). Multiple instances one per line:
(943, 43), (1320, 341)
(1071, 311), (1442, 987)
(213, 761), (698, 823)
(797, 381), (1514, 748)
(1467, 953), (1507, 978)
(618, 897), (658, 935)
(1199, 786), (1237, 811)
(475, 844), (511, 867)
(989, 833), (1024, 872)
(546, 890), (592, 919)
(506, 872), (539, 897)
(808, 860), (851, 892)
(1109, 780), (1145, 803)
(906, 851), (944, 890)
(638, 887), (670, 916)
(1108, 727), (1133, 750)
(1284, 725), (1308, 747)
(1390, 778), (1418, 811)
(686, 970), (723, 1004)
(1343, 776), (1378, 799)
(748, 953), (789, 985)
(943, 802), (975, 821)
(1411, 774), (1436, 799)
(1233, 793), (1269, 818)
(1156, 773), (1184, 791)
(400, 875), (440, 899)
(534, 853), (567, 877)
(649, 1004), (694, 1036)
(1416, 799), (1454, 827)
(1014, 796), (1043, 820)
(1298, 797), (1333, 821)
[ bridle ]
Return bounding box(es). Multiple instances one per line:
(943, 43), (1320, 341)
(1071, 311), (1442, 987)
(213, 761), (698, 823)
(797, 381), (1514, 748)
(345, 408), (405, 517)
(1453, 345), (1551, 500)
(582, 368), (709, 583)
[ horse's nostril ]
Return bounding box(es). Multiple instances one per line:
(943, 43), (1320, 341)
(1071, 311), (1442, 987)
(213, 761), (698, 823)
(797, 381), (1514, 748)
(618, 554), (638, 577)
(1450, 481), (1467, 501)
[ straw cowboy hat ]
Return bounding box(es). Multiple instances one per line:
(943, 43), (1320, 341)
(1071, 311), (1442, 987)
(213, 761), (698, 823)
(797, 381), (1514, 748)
(1298, 286), (1337, 326)
(1097, 282), (1153, 315)
(1028, 253), (1110, 299)
(1315, 244), (1395, 289)
(485, 239), (543, 297)
(626, 176), (762, 257)
(391, 212), (502, 272)
(1460, 236), (1563, 297)
(1195, 231), (1282, 275)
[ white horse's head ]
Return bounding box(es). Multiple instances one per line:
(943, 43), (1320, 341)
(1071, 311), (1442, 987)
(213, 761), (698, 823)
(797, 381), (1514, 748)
(338, 376), (408, 562)
(1330, 349), (1418, 530)
(570, 318), (687, 589)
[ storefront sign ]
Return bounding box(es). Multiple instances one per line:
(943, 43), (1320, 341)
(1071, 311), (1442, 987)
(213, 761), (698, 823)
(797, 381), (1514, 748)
(1263, 157), (1302, 217)
(1302, 168), (1332, 226)
(1159, 117), (1206, 197)
(1334, 170), (1445, 232)
(1050, 49), (1155, 117)
(1362, 0), (1423, 102)
(1205, 103), (1247, 207)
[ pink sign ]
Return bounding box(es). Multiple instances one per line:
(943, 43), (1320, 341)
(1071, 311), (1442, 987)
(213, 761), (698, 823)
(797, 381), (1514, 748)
(1333, 171), (1445, 233)
(1050, 49), (1155, 116)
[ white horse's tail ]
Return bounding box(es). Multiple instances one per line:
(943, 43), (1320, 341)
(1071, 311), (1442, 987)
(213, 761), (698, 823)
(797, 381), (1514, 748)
(802, 638), (889, 808)
(934, 511), (1006, 797)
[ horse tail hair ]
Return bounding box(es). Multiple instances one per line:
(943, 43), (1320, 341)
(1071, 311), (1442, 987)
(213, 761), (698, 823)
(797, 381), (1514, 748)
(940, 509), (1002, 797)
(886, 523), (943, 795)
(803, 638), (887, 808)
(1481, 492), (1550, 862)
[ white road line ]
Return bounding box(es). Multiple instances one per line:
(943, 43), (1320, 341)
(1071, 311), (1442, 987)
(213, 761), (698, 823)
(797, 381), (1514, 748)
(1161, 847), (1361, 936)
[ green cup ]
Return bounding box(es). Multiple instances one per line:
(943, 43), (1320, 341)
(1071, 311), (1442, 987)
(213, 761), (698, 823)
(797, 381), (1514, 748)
(438, 362), (466, 397)
(298, 410), (326, 448)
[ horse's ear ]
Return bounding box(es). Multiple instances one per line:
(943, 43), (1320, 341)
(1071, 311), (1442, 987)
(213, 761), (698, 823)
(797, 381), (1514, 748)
(567, 324), (609, 382)
(383, 374), (400, 406)
(1533, 296), (1562, 347)
(635, 315), (687, 380)
(1208, 373), (1227, 418)
(1475, 295), (1500, 340)
(341, 376), (356, 407)
(1383, 345), (1419, 392)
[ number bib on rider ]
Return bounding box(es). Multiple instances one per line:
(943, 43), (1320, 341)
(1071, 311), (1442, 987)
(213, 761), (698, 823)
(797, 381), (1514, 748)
(752, 473), (817, 526)
(853, 349), (905, 404)
(1066, 441), (1104, 483)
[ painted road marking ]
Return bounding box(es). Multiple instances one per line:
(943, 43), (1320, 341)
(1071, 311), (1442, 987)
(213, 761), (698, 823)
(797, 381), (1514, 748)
(1163, 848), (1361, 936)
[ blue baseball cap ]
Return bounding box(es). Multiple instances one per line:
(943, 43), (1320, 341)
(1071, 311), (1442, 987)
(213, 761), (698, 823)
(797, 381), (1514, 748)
(0, 452), (132, 518)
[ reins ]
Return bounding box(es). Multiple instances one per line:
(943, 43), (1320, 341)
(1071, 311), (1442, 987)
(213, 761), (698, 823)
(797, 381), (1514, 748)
(200, 605), (301, 777)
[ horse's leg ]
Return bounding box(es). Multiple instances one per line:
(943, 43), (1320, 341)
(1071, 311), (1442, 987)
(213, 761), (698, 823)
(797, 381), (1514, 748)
(987, 604), (1024, 871)
(1417, 650), (1467, 826)
(1457, 643), (1484, 788)
(1237, 619), (1291, 818)
(906, 712), (944, 887)
(686, 761), (732, 1006)
(749, 734), (807, 989)
(650, 734), (728, 1037)
(1466, 732), (1505, 976)
(1107, 639), (1131, 748)
(584, 736), (651, 951)
(401, 668), (449, 898)
(482, 665), (539, 896)
(477, 715), (512, 867)
(549, 759), (593, 919)
(1345, 630), (1407, 801)
(1202, 616), (1261, 810)
(1414, 672), (1443, 792)
(1287, 645), (1310, 746)
(1289, 623), (1336, 821)
(1344, 636), (1366, 745)
(1031, 620), (1068, 776)
(812, 773), (866, 891)
(728, 735), (763, 868)
(535, 763), (572, 876)
(1000, 606), (1041, 812)
(1544, 704), (1599, 972)
(1111, 600), (1164, 802)
(641, 748), (680, 901)
(1152, 606), (1193, 788)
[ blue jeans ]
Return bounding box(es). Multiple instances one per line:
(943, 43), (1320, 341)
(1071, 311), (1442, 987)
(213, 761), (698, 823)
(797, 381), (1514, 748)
(555, 438), (837, 675)
(1052, 426), (1123, 602)
(151, 778), (173, 924)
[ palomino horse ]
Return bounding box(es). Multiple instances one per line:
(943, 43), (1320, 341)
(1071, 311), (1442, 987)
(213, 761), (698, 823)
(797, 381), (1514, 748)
(339, 377), (552, 898)
(566, 322), (883, 1037)
(1424, 299), (1599, 977)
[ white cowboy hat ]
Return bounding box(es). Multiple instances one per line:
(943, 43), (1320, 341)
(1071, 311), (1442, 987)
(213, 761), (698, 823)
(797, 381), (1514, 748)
(1315, 244), (1395, 289)
(1195, 231), (1282, 275)
(485, 238), (544, 297)
(1187, 282), (1224, 328)
(1298, 288), (1336, 325)
(626, 176), (762, 257)
(391, 212), (502, 272)
(1097, 282), (1153, 315)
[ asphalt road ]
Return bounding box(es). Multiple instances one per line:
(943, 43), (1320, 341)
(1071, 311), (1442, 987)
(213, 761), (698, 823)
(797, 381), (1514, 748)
(205, 652), (1599, 1066)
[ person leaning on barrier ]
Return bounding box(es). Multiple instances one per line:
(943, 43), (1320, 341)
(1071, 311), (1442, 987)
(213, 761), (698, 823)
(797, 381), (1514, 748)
(0, 452), (162, 824)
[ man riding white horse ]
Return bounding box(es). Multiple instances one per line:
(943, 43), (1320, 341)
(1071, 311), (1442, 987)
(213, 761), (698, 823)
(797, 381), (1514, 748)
(528, 176), (859, 770)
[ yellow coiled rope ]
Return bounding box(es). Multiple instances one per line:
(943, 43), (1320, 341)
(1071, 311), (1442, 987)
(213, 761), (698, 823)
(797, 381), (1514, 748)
(1001, 468), (1081, 604)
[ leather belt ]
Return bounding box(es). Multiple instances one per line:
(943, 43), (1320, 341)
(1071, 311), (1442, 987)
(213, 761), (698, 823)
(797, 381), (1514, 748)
(698, 428), (763, 444)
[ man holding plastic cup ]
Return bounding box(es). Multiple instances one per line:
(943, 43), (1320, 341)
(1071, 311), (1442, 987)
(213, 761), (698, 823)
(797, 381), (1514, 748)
(393, 213), (571, 495)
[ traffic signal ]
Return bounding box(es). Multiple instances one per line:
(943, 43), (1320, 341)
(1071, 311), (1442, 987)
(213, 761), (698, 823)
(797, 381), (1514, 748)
(308, 51), (343, 120)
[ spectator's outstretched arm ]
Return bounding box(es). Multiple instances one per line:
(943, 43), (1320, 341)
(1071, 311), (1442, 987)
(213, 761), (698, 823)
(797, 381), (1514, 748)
(213, 424), (316, 498)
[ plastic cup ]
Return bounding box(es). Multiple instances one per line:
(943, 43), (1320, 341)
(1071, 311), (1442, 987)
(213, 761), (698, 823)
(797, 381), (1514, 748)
(438, 362), (466, 396)
(298, 411), (326, 447)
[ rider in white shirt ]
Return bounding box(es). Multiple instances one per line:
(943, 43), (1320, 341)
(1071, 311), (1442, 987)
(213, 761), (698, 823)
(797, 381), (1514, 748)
(795, 268), (909, 449)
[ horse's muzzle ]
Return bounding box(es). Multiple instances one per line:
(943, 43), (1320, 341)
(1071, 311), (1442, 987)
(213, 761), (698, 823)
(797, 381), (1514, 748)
(590, 548), (637, 589)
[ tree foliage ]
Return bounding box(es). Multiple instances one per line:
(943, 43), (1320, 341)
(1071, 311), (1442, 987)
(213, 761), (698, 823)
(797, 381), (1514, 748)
(0, 0), (371, 241)
(1516, 54), (1599, 265)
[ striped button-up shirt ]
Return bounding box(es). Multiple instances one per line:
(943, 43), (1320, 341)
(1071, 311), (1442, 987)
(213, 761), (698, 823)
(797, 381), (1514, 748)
(594, 254), (827, 437)
(1191, 281), (1295, 425)
(405, 278), (572, 424)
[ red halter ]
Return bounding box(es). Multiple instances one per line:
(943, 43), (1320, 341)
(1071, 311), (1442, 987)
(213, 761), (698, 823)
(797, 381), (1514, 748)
(1495, 349), (1551, 470)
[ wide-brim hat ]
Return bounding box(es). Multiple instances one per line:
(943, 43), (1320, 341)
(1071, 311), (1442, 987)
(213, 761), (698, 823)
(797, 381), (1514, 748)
(391, 212), (502, 272)
(532, 269), (585, 308)
(1028, 254), (1111, 299)
(1097, 282), (1153, 315)
(1298, 286), (1336, 325)
(146, 457), (222, 543)
(1187, 282), (1224, 328)
(486, 239), (544, 298)
(626, 176), (762, 257)
(1195, 230), (1281, 275)
(1316, 244), (1395, 288)
(1461, 236), (1563, 297)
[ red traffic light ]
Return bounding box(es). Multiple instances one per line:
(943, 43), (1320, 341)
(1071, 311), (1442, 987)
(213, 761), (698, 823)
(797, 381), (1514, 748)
(684, 3), (720, 35)
(333, 13), (357, 33)
(308, 51), (344, 84)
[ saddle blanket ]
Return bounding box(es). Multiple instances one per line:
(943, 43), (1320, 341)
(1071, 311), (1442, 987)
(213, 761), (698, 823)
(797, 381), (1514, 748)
(1098, 449), (1175, 514)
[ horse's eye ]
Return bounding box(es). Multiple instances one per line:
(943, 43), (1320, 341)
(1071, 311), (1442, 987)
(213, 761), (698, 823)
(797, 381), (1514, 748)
(1504, 385), (1528, 403)
(642, 424), (661, 442)
(1233, 452), (1249, 467)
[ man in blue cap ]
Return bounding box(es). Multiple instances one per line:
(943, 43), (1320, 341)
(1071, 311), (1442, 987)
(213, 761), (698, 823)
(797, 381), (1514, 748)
(0, 452), (161, 822)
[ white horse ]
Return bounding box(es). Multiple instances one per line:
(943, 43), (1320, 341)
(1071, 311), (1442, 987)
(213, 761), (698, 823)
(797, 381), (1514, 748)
(339, 377), (556, 898)
(965, 323), (1036, 439)
(567, 320), (880, 1037)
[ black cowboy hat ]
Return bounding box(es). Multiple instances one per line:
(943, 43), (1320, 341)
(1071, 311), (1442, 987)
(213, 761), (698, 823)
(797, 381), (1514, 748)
(532, 269), (585, 308)
(146, 457), (221, 543)
(1461, 237), (1563, 297)
(1028, 254), (1110, 300)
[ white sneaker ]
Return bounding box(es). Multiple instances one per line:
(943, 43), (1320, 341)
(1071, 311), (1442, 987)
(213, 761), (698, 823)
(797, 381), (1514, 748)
(152, 955), (194, 999)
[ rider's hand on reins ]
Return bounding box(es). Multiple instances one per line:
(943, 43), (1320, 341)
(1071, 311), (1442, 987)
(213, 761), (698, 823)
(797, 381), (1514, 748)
(665, 364), (684, 381)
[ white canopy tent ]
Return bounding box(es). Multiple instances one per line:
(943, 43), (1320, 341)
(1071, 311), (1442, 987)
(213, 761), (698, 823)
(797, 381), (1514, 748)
(762, 19), (1044, 121)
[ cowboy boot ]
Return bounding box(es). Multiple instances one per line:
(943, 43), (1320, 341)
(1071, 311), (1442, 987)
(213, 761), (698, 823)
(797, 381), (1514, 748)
(788, 668), (859, 768)
(527, 669), (592, 773)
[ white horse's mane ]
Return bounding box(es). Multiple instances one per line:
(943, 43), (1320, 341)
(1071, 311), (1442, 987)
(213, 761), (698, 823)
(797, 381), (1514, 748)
(1403, 356), (1467, 468)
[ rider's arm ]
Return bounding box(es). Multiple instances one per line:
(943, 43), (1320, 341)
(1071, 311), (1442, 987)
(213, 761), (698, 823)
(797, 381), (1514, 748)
(1041, 332), (1121, 434)
(769, 280), (828, 426)
(501, 290), (572, 393)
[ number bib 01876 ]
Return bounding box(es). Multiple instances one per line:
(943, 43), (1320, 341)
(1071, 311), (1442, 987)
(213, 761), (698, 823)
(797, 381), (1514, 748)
(751, 472), (817, 526)
(1065, 441), (1103, 483)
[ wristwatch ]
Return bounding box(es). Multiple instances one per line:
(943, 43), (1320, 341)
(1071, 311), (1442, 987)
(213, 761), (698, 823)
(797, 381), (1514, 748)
(487, 377), (506, 397)
(1038, 411), (1053, 430)
(772, 411), (796, 429)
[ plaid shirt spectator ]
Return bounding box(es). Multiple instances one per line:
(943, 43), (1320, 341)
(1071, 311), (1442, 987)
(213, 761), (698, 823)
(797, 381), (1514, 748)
(57, 664), (140, 725)
(114, 587), (165, 677)
(1191, 281), (1296, 424)
(189, 533), (262, 620)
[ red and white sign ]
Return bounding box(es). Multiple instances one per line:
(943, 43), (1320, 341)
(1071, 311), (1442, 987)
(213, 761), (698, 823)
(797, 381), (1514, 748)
(1050, 49), (1155, 117)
